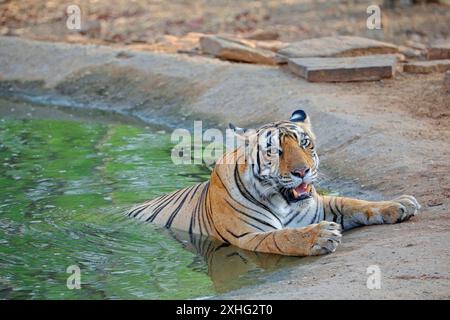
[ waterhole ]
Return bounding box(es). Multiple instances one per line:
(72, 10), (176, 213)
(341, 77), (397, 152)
(0, 98), (318, 299)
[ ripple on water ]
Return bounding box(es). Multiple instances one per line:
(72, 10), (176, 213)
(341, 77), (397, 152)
(0, 101), (311, 299)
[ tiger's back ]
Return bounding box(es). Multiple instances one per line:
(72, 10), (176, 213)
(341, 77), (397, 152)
(128, 181), (212, 233)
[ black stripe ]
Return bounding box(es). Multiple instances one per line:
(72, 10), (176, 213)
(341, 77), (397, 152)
(188, 183), (203, 202)
(256, 142), (261, 174)
(191, 184), (207, 235)
(226, 229), (251, 239)
(145, 192), (172, 209)
(225, 198), (277, 230)
(188, 183), (206, 243)
(188, 183), (205, 234)
(128, 204), (150, 218)
(272, 233), (282, 253)
(307, 206), (319, 225)
(145, 189), (182, 222)
(314, 199), (322, 223)
(204, 185), (230, 244)
(165, 185), (196, 228)
(233, 164), (283, 226)
(285, 209), (303, 226)
(329, 198), (339, 222)
(254, 233), (271, 251)
(236, 216), (265, 232)
(198, 183), (211, 234)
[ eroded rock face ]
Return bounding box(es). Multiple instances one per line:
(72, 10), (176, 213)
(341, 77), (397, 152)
(404, 60), (450, 74)
(199, 35), (278, 65)
(427, 39), (450, 60)
(278, 36), (398, 61)
(287, 55), (397, 82)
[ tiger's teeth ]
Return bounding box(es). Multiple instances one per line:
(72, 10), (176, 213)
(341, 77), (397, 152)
(292, 189), (298, 198)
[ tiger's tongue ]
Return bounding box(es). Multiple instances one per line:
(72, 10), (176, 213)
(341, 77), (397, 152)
(294, 183), (308, 197)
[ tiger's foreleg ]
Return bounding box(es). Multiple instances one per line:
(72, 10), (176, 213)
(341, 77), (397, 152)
(320, 195), (420, 231)
(232, 221), (342, 256)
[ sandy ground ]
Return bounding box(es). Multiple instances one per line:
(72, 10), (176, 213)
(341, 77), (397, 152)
(0, 37), (449, 299)
(1, 0), (449, 53)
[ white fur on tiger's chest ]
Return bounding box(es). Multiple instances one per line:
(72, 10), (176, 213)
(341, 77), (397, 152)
(281, 197), (322, 228)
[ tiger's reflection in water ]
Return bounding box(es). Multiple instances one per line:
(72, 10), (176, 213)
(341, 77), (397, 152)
(161, 227), (316, 293)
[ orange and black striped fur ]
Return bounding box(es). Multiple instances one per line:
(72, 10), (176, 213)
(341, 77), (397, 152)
(128, 110), (420, 256)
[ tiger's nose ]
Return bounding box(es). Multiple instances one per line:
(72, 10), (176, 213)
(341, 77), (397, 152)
(291, 167), (310, 178)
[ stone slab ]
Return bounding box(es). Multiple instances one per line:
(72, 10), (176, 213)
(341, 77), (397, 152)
(199, 35), (277, 65)
(427, 39), (450, 60)
(403, 60), (450, 74)
(278, 36), (398, 61)
(287, 55), (397, 82)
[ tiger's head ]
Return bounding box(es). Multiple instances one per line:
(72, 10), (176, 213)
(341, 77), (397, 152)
(230, 110), (319, 205)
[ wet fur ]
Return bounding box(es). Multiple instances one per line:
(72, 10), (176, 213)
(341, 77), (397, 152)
(128, 114), (420, 256)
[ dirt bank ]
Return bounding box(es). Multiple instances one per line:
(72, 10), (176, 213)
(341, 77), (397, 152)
(0, 37), (449, 299)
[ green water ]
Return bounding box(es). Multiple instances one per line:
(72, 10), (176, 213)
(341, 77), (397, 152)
(0, 106), (223, 299)
(0, 99), (314, 300)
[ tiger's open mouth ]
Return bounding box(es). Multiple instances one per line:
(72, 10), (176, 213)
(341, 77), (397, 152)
(284, 183), (312, 203)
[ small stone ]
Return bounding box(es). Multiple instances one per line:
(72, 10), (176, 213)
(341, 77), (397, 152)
(396, 53), (406, 62)
(199, 35), (278, 65)
(287, 55), (397, 82)
(403, 60), (450, 74)
(115, 51), (134, 59)
(398, 45), (422, 59)
(278, 36), (398, 60)
(427, 39), (450, 60)
(427, 199), (444, 207)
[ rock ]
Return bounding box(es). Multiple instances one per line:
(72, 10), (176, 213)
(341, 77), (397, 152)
(404, 40), (427, 51)
(199, 35), (278, 65)
(427, 39), (450, 60)
(251, 40), (288, 52)
(209, 36), (287, 53)
(243, 30), (279, 41)
(278, 36), (398, 61)
(287, 55), (397, 82)
(403, 60), (450, 74)
(398, 45), (423, 59)
(396, 53), (406, 62)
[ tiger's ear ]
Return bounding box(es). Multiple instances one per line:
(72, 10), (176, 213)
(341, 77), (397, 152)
(289, 109), (308, 123)
(229, 123), (247, 136)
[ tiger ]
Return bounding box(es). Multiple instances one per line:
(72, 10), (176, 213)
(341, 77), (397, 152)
(127, 109), (420, 256)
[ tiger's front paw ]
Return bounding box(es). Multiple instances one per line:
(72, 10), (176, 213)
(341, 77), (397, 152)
(309, 221), (342, 256)
(382, 195), (420, 223)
